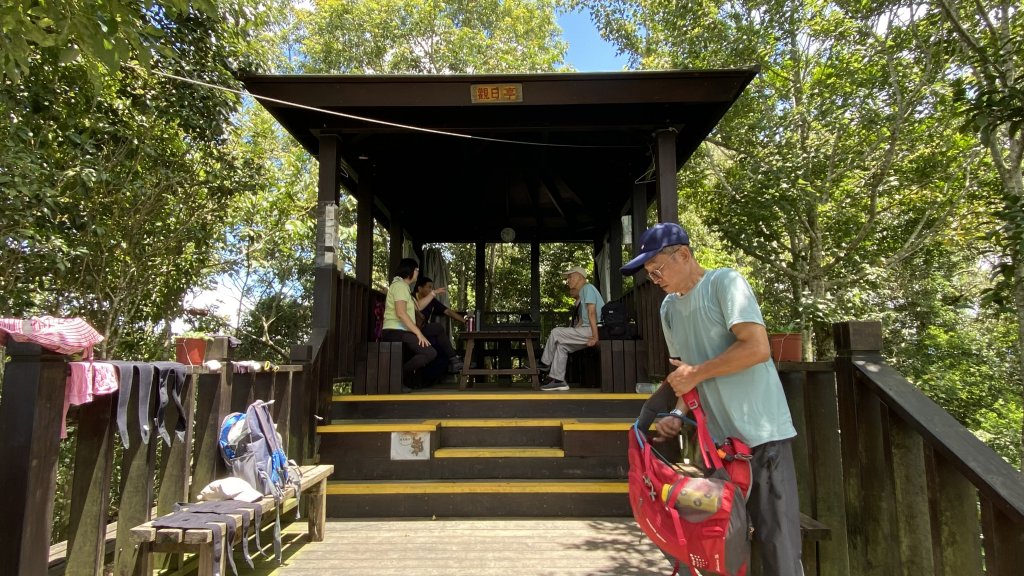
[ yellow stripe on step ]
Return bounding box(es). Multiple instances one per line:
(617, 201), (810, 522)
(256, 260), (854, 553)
(563, 421), (641, 432)
(433, 447), (565, 458)
(327, 481), (627, 495)
(431, 419), (572, 428)
(332, 393), (639, 402)
(317, 422), (437, 433)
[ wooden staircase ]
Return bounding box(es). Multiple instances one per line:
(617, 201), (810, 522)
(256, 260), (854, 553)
(318, 390), (665, 518)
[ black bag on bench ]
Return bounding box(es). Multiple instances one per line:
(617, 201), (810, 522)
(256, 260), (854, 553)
(598, 299), (638, 340)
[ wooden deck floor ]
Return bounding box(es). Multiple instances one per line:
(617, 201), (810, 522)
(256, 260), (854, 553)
(255, 518), (668, 576)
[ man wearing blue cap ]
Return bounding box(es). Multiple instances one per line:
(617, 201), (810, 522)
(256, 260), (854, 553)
(621, 223), (803, 576)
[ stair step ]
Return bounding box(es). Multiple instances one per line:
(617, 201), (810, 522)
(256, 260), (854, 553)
(434, 447), (565, 458)
(434, 418), (566, 428)
(333, 393), (641, 402)
(325, 480), (630, 517)
(317, 418), (644, 433)
(327, 479), (626, 495)
(318, 421), (437, 433)
(331, 393), (647, 420)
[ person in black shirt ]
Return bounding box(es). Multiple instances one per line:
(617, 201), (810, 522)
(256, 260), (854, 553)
(414, 276), (467, 377)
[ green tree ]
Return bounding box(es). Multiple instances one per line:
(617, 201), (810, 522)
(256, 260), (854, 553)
(213, 104), (317, 361)
(0, 0), (288, 357)
(297, 0), (568, 74)
(580, 0), (981, 359)
(934, 0), (1024, 464)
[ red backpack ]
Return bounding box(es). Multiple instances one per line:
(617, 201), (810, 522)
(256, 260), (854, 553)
(628, 385), (753, 576)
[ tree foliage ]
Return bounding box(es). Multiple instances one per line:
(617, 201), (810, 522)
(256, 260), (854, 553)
(580, 0), (984, 355)
(0, 0), (287, 357)
(297, 0), (568, 74)
(934, 0), (1024, 465)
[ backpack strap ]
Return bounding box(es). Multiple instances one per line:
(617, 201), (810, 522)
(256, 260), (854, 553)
(682, 390), (727, 472)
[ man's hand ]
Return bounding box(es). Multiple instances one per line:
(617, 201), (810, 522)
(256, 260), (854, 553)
(666, 358), (702, 396)
(653, 414), (684, 442)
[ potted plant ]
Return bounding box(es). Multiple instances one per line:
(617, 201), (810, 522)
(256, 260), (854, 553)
(768, 329), (802, 362)
(174, 331), (213, 365)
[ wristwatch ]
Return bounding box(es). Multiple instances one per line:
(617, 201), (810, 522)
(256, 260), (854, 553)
(667, 408), (685, 421)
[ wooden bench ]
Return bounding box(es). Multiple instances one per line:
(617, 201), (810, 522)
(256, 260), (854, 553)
(567, 339), (647, 392)
(130, 464), (334, 576)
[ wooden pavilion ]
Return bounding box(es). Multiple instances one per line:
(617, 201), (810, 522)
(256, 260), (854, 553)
(240, 69), (759, 395)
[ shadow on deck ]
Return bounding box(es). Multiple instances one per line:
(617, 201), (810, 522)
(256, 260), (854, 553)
(261, 518), (666, 576)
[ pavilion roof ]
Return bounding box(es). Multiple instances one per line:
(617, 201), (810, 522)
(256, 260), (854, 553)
(241, 68), (757, 244)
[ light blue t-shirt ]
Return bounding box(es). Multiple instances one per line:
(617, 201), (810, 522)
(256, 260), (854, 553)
(577, 283), (605, 328)
(660, 268), (796, 447)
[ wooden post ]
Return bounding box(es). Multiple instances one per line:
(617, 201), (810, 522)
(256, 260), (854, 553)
(980, 496), (1024, 576)
(805, 369), (851, 576)
(189, 346), (234, 501)
(475, 241), (486, 322)
(314, 133), (341, 423)
(65, 393), (117, 576)
(608, 217), (623, 300)
(389, 215), (403, 278)
(859, 398), (900, 575)
(113, 366), (159, 576)
(0, 343), (67, 576)
(888, 415), (935, 576)
(928, 448), (983, 576)
(631, 183), (647, 249)
(654, 129), (678, 224)
(356, 180), (374, 284)
(832, 321), (883, 576)
(531, 240), (541, 325)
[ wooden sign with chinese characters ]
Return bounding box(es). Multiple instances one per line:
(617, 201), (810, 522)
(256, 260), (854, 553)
(470, 83), (523, 103)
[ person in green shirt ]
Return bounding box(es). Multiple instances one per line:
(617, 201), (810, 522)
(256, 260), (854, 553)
(381, 258), (437, 389)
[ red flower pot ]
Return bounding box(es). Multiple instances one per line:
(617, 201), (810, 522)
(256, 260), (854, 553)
(769, 333), (802, 362)
(175, 337), (208, 365)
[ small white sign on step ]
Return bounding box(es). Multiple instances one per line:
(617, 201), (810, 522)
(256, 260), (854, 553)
(391, 431), (430, 460)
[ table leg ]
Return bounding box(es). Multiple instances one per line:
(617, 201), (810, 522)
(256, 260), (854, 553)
(524, 337), (540, 389)
(459, 338), (475, 390)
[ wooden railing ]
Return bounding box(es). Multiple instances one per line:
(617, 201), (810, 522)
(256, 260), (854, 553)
(0, 339), (317, 576)
(771, 323), (1024, 576)
(828, 321), (1024, 576)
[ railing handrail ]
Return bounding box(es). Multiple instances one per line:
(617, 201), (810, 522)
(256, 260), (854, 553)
(851, 356), (1024, 525)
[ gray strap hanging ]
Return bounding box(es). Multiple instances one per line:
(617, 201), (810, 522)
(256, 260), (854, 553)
(151, 361), (187, 445)
(109, 361), (155, 447)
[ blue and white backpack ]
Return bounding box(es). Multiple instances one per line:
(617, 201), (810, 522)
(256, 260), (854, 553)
(219, 399), (301, 563)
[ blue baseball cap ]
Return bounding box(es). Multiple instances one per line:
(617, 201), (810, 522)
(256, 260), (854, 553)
(620, 223), (690, 276)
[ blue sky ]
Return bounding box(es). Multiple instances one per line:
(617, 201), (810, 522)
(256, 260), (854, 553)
(557, 10), (629, 72)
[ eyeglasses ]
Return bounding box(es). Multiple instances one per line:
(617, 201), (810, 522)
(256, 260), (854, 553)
(647, 249), (678, 281)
